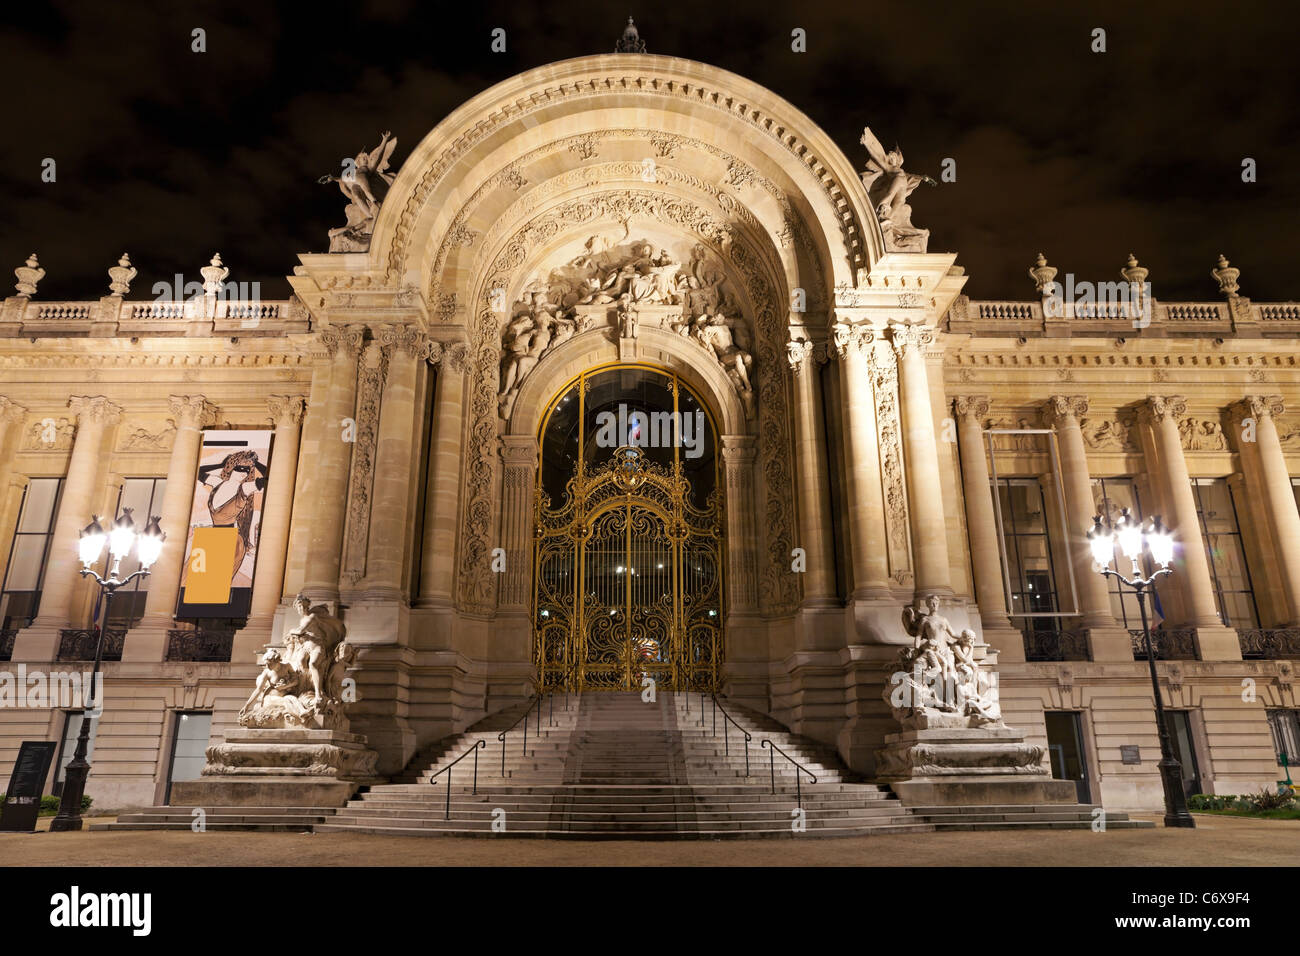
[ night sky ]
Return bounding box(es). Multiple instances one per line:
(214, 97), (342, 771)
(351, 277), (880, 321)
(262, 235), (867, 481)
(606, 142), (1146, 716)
(2, 0), (1296, 304)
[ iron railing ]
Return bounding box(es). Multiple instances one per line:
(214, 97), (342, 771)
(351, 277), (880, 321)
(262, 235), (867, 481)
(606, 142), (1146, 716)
(1023, 628), (1091, 662)
(165, 625), (235, 662)
(1238, 628), (1300, 660)
(709, 695), (751, 778)
(497, 695), (542, 778)
(760, 738), (817, 811)
(1129, 627), (1197, 661)
(428, 739), (487, 820)
(57, 627), (126, 662)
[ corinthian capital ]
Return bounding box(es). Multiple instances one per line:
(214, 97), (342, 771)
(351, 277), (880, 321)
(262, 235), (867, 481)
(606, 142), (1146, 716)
(168, 394), (219, 428)
(267, 394), (307, 428)
(319, 323), (366, 357)
(1040, 394), (1089, 428)
(832, 322), (874, 359)
(952, 395), (991, 422)
(0, 396), (27, 423)
(376, 323), (436, 359)
(68, 395), (123, 427)
(888, 322), (935, 359)
(1137, 394), (1188, 426)
(1228, 394), (1284, 423)
(440, 343), (470, 374)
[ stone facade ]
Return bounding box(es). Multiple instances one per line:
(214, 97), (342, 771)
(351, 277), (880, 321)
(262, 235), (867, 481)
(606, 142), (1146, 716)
(0, 54), (1293, 811)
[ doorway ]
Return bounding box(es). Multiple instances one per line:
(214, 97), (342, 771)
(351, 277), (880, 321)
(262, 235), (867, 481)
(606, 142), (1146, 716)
(533, 364), (724, 691)
(1045, 710), (1091, 803)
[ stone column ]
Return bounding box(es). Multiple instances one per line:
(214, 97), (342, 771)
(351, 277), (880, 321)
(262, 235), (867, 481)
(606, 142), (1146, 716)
(121, 396), (217, 662)
(1137, 395), (1239, 659)
(365, 326), (431, 600)
(137, 396), (217, 627)
(832, 322), (890, 599)
(787, 339), (836, 605)
(1040, 395), (1130, 660)
(497, 435), (538, 612)
(303, 325), (365, 604)
(952, 396), (1023, 659)
(890, 323), (951, 597)
(721, 435), (760, 613)
(247, 395), (306, 625)
(18, 397), (121, 660)
(0, 397), (25, 481)
(418, 344), (469, 607)
(1231, 396), (1300, 624)
(0, 398), (27, 587)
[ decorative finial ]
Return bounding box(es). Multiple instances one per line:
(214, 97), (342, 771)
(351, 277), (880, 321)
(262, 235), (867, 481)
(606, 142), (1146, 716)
(1028, 252), (1057, 296)
(1120, 252), (1148, 287)
(201, 253), (229, 296)
(1211, 253), (1241, 298)
(615, 16), (647, 53)
(107, 253), (137, 297)
(14, 254), (44, 297)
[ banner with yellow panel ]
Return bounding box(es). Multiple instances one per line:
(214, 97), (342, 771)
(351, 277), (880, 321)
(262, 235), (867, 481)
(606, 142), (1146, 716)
(176, 430), (273, 619)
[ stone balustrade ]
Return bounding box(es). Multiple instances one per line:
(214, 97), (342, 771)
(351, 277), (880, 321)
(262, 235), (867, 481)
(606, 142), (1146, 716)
(0, 296), (305, 336)
(948, 295), (1298, 338)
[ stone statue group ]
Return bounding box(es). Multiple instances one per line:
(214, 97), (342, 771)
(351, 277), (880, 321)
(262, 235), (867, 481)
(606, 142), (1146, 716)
(239, 595), (357, 731)
(886, 594), (1003, 726)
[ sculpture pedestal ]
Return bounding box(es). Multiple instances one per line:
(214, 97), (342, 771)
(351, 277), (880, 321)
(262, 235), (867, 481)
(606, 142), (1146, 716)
(875, 717), (1077, 807)
(169, 728), (383, 808)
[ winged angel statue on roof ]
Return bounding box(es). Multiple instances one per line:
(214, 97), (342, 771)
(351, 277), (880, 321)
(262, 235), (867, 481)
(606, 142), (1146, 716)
(859, 127), (935, 254)
(318, 131), (399, 253)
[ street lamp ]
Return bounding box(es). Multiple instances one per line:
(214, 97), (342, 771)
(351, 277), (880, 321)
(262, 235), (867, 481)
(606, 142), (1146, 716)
(49, 510), (165, 832)
(1087, 507), (1195, 828)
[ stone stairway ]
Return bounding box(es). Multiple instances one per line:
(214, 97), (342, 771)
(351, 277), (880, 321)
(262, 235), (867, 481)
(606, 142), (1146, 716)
(315, 691), (922, 839)
(100, 691), (1152, 837)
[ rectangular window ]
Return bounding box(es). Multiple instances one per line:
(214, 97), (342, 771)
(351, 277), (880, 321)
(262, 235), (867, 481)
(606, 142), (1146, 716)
(102, 478), (167, 626)
(1090, 477), (1149, 628)
(164, 711), (212, 804)
(1267, 709), (1300, 766)
(53, 710), (98, 797)
(0, 477), (65, 629)
(995, 477), (1064, 640)
(1191, 478), (1260, 628)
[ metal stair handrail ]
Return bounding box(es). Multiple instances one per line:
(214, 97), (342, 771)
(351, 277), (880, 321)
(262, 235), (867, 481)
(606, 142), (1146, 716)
(708, 694), (752, 777)
(428, 739), (487, 820)
(760, 738), (818, 810)
(497, 695), (543, 777)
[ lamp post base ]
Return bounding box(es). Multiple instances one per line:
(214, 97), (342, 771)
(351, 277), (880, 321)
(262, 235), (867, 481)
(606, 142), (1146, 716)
(1159, 759), (1197, 828)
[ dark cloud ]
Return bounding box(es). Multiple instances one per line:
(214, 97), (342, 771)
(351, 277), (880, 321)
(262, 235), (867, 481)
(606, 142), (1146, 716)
(1, 0), (1295, 303)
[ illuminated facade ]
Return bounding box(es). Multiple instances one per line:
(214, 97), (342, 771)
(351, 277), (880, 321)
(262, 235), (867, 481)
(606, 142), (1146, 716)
(0, 52), (1294, 813)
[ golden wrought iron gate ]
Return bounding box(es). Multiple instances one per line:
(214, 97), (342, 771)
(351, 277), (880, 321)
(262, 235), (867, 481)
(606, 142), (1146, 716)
(533, 366), (724, 692)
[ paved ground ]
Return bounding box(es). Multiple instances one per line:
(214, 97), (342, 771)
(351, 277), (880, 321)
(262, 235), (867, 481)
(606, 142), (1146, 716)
(1, 812), (1295, 866)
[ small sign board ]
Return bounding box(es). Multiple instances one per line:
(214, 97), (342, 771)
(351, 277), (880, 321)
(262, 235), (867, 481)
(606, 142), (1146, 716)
(1120, 744), (1141, 766)
(0, 740), (57, 832)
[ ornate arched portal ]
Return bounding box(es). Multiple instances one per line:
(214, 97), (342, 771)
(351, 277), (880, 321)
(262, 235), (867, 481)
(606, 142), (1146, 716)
(534, 364), (723, 691)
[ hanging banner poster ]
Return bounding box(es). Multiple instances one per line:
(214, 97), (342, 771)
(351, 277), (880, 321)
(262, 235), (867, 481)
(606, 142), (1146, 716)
(176, 430), (273, 619)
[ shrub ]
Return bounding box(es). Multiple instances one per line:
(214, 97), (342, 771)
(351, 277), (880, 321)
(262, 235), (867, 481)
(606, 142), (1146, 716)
(0, 793), (96, 815)
(1247, 787), (1295, 811)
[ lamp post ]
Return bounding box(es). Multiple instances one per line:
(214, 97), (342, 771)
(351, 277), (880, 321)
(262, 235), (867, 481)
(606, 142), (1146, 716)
(49, 509), (164, 832)
(1087, 507), (1196, 828)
